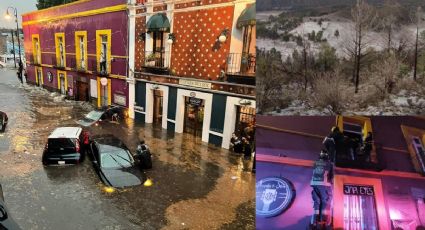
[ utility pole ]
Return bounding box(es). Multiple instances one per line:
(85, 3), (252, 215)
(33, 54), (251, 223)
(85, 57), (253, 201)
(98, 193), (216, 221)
(11, 30), (16, 68)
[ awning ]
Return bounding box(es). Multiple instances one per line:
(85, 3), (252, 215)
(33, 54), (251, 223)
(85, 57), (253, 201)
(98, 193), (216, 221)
(237, 3), (256, 29)
(147, 13), (170, 32)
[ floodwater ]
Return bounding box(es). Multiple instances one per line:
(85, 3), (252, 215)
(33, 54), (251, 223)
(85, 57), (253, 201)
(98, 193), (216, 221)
(0, 69), (255, 229)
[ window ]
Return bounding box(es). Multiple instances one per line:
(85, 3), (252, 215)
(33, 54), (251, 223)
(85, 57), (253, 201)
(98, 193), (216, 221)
(96, 30), (111, 74)
(55, 33), (66, 67)
(32, 34), (41, 64)
(152, 31), (164, 53)
(401, 125), (425, 175)
(412, 137), (425, 173)
(75, 31), (87, 70)
(343, 184), (379, 230)
(334, 175), (389, 229)
(35, 66), (43, 87)
(335, 116), (377, 166)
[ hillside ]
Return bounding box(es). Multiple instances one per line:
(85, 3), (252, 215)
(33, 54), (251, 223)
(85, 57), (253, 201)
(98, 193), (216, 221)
(257, 0), (425, 12)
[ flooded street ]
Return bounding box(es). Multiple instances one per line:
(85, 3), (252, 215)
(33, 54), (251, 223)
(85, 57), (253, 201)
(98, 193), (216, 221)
(0, 69), (255, 229)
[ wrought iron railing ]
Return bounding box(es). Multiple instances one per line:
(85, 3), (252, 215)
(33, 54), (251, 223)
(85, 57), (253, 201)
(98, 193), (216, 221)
(225, 53), (256, 76)
(143, 51), (170, 69)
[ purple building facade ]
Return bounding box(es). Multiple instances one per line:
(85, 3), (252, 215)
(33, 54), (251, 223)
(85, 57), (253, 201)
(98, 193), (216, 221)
(22, 0), (129, 108)
(256, 116), (425, 230)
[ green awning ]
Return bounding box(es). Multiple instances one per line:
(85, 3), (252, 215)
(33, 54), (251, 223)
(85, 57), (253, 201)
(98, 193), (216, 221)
(237, 4), (256, 29)
(147, 13), (170, 32)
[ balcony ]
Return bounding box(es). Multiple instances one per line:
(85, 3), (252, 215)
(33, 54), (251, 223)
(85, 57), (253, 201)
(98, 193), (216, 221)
(142, 51), (170, 75)
(334, 130), (383, 171)
(52, 57), (66, 70)
(225, 53), (256, 85)
(30, 56), (41, 66)
(70, 59), (88, 73)
(90, 59), (109, 76)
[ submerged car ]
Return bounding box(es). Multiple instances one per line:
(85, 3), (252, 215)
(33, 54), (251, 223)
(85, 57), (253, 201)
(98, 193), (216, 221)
(42, 127), (84, 165)
(0, 111), (8, 132)
(77, 106), (124, 127)
(0, 184), (21, 230)
(89, 135), (146, 188)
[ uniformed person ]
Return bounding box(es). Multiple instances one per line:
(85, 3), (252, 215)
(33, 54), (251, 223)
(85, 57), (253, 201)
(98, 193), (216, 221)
(310, 150), (334, 229)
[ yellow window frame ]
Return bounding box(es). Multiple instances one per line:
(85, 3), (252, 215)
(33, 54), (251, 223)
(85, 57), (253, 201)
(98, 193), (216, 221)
(32, 34), (41, 64)
(75, 31), (88, 70)
(401, 125), (425, 175)
(54, 33), (66, 67)
(57, 70), (68, 91)
(97, 77), (112, 107)
(336, 116), (377, 162)
(96, 29), (112, 73)
(34, 66), (43, 85)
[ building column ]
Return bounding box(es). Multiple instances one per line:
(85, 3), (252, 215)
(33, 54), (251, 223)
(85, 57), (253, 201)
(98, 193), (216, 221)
(127, 2), (137, 119)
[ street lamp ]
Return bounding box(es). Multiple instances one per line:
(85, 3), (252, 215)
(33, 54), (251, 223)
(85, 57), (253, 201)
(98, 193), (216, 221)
(5, 7), (22, 68)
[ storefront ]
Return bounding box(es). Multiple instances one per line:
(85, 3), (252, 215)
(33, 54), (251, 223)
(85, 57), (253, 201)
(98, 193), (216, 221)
(134, 79), (255, 148)
(256, 116), (425, 230)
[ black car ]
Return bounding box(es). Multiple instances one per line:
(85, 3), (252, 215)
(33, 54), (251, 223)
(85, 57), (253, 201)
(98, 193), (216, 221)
(0, 184), (21, 230)
(42, 127), (84, 165)
(77, 106), (125, 127)
(0, 111), (8, 132)
(89, 135), (146, 188)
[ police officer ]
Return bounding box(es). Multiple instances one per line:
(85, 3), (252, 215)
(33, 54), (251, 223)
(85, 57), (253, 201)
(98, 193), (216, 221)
(310, 150), (334, 229)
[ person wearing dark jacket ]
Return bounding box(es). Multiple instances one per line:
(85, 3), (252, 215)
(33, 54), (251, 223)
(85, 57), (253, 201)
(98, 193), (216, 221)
(17, 61), (23, 84)
(310, 150), (334, 229)
(242, 137), (252, 159)
(0, 111), (8, 132)
(136, 140), (152, 169)
(231, 133), (243, 154)
(361, 132), (373, 162)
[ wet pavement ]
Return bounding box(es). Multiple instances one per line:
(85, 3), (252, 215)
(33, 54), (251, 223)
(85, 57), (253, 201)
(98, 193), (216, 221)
(0, 69), (255, 230)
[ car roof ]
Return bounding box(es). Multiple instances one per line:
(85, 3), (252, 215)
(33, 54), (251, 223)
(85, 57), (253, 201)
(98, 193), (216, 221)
(48, 127), (83, 139)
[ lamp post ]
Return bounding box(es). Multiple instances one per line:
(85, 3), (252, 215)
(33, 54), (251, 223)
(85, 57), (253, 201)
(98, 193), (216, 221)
(5, 7), (22, 68)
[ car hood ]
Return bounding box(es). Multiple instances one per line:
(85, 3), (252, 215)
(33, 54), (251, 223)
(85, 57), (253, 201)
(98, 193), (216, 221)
(76, 118), (96, 127)
(100, 167), (145, 188)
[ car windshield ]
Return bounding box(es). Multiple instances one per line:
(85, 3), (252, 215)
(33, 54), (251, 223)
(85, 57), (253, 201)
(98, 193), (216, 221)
(85, 111), (103, 121)
(100, 150), (134, 169)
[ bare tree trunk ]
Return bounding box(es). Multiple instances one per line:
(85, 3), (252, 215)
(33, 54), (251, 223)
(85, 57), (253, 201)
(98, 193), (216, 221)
(352, 32), (358, 83)
(413, 25), (419, 81)
(388, 25), (392, 52)
(355, 24), (362, 93)
(303, 47), (308, 91)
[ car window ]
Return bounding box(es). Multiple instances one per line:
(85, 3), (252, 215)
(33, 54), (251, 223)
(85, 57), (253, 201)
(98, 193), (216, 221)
(85, 111), (103, 120)
(48, 138), (76, 150)
(100, 150), (134, 169)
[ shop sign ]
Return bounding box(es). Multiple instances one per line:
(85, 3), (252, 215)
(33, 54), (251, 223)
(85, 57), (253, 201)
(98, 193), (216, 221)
(256, 177), (296, 218)
(179, 79), (212, 89)
(189, 97), (202, 106)
(239, 99), (252, 106)
(114, 94), (126, 106)
(344, 184), (375, 196)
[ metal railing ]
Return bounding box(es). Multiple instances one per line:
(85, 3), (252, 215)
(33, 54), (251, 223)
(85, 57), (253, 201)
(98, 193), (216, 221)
(143, 51), (170, 69)
(225, 53), (256, 76)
